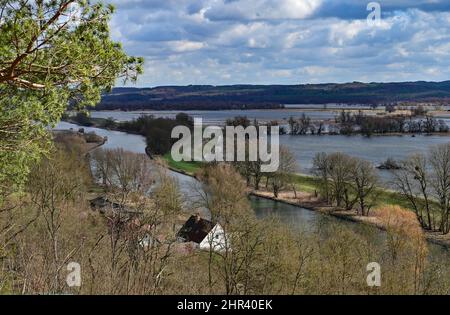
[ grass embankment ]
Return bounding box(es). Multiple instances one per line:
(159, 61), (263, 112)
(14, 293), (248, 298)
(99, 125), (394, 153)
(163, 153), (203, 175)
(162, 154), (413, 210)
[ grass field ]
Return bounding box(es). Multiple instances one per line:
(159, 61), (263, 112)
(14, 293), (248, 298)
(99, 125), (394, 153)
(163, 153), (203, 175)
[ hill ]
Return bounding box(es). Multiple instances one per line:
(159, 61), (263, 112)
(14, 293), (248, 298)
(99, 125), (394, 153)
(94, 81), (450, 110)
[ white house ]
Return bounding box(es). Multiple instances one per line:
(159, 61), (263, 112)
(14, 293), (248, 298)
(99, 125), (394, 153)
(177, 214), (228, 252)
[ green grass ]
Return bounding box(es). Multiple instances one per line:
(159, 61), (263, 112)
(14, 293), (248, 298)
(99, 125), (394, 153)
(163, 153), (202, 175)
(292, 174), (323, 194)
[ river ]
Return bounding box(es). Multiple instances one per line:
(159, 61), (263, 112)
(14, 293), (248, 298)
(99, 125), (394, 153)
(55, 121), (450, 261)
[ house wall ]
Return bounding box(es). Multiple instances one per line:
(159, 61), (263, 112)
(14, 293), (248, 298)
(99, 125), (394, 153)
(199, 224), (228, 252)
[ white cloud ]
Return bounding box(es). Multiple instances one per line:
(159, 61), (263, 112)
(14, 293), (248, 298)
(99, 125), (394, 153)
(204, 0), (323, 21)
(108, 1), (450, 86)
(168, 40), (206, 52)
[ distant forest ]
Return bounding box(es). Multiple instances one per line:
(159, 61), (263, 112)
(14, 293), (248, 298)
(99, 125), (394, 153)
(92, 81), (450, 111)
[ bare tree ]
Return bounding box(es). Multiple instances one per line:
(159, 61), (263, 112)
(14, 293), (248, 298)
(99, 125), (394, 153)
(390, 154), (434, 230)
(288, 116), (298, 135)
(313, 152), (331, 203)
(269, 146), (298, 198)
(26, 149), (89, 292)
(429, 144), (450, 234)
(349, 158), (379, 216)
(298, 114), (311, 135)
(91, 148), (154, 206)
(326, 153), (354, 208)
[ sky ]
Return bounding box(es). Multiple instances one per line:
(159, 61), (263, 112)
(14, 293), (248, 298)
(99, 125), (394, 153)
(109, 0), (450, 86)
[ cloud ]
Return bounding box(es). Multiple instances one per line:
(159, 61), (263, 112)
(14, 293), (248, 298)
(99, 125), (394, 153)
(204, 0), (323, 21)
(108, 0), (450, 86)
(168, 40), (206, 52)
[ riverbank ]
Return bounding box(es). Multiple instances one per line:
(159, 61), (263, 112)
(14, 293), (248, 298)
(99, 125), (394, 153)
(52, 129), (107, 155)
(163, 153), (413, 210)
(161, 153), (450, 248)
(251, 190), (450, 248)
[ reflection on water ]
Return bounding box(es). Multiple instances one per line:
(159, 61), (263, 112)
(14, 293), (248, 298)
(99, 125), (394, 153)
(251, 194), (381, 237)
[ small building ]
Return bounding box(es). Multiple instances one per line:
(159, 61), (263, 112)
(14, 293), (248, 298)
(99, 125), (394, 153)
(177, 214), (227, 252)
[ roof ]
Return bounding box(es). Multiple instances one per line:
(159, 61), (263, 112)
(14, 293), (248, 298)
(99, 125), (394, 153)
(177, 215), (216, 244)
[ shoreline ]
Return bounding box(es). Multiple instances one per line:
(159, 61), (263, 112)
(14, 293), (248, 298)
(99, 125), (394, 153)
(158, 152), (450, 249)
(249, 191), (450, 249)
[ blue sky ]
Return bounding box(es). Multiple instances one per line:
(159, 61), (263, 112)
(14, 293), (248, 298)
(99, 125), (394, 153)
(109, 0), (450, 86)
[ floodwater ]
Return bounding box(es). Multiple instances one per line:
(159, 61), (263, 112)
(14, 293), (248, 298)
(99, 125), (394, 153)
(87, 111), (450, 182)
(55, 121), (450, 259)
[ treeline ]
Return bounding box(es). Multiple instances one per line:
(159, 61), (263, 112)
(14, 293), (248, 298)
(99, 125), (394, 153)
(309, 144), (450, 235)
(68, 112), (195, 156)
(286, 111), (449, 136)
(121, 113), (194, 157)
(288, 114), (325, 135)
(336, 111), (449, 136)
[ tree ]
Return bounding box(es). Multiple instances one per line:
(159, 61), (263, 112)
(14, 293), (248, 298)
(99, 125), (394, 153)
(298, 113), (311, 135)
(269, 146), (298, 198)
(198, 164), (252, 225)
(392, 145), (450, 234)
(91, 148), (154, 205)
(326, 153), (354, 208)
(225, 116), (251, 128)
(313, 152), (331, 203)
(26, 148), (90, 292)
(423, 116), (437, 133)
(391, 154), (434, 230)
(349, 158), (379, 216)
(385, 104), (396, 113)
(429, 144), (450, 234)
(0, 0), (143, 197)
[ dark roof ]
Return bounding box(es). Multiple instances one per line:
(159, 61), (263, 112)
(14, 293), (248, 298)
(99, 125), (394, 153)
(177, 215), (216, 244)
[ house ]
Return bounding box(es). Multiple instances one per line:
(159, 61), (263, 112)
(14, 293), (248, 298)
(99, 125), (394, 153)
(177, 214), (228, 252)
